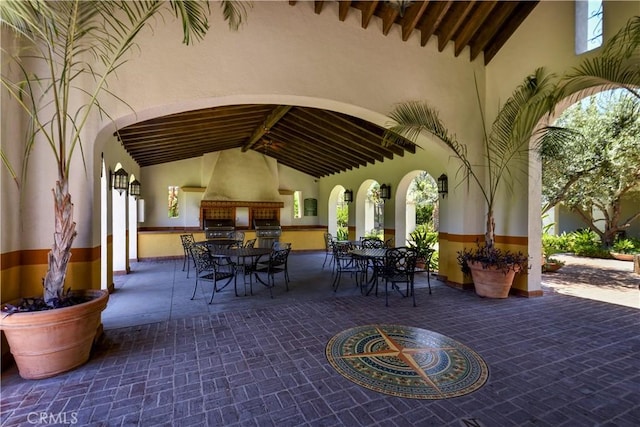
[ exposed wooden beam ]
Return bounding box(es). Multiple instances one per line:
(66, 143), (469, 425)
(454, 1), (497, 57)
(338, 1), (351, 21)
(360, 0), (378, 28)
(381, 3), (400, 36)
(418, 1), (451, 47)
(314, 1), (324, 14)
(437, 1), (475, 52)
(241, 105), (292, 152)
(400, 1), (429, 41)
(483, 1), (538, 65)
(468, 1), (517, 61)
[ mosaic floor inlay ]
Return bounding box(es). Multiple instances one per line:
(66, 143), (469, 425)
(326, 324), (489, 399)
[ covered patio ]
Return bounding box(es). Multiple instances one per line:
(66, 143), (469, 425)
(1, 252), (638, 426)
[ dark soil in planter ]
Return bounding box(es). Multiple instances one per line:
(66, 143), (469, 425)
(2, 294), (93, 314)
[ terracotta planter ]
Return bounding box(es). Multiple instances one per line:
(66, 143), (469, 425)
(0, 289), (108, 379)
(468, 261), (517, 299)
(542, 262), (563, 273)
(611, 252), (634, 262)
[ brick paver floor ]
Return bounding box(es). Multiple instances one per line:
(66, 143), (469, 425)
(1, 252), (638, 426)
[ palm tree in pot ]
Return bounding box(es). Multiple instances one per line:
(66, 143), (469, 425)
(385, 69), (555, 297)
(385, 15), (640, 298)
(0, 0), (248, 378)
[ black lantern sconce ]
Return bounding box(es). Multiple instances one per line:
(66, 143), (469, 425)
(437, 173), (448, 198)
(344, 189), (354, 203)
(110, 168), (129, 195)
(380, 183), (391, 201)
(129, 179), (141, 199)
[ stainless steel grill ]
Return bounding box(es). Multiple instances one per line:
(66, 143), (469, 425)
(203, 219), (235, 240)
(254, 219), (282, 249)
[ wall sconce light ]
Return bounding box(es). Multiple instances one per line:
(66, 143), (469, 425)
(380, 183), (391, 200)
(129, 179), (141, 198)
(344, 189), (353, 203)
(437, 173), (448, 198)
(110, 168), (129, 195)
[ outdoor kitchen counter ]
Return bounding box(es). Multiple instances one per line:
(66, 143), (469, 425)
(137, 228), (326, 260)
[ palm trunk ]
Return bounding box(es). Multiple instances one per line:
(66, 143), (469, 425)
(43, 179), (77, 306)
(485, 211), (495, 249)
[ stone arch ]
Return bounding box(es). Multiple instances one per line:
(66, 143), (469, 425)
(328, 185), (347, 237)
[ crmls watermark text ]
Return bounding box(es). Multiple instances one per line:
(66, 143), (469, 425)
(27, 412), (78, 425)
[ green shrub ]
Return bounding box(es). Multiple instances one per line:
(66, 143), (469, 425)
(542, 233), (571, 256)
(568, 230), (611, 258)
(612, 237), (640, 254)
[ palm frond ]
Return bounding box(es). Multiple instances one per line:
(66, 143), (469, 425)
(169, 0), (210, 45)
(555, 16), (640, 104)
(219, 0), (251, 31)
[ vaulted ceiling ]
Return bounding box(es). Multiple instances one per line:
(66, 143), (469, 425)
(117, 1), (539, 177)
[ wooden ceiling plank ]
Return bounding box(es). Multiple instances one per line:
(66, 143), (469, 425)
(483, 1), (539, 65)
(418, 1), (451, 47)
(468, 1), (517, 61)
(453, 0), (497, 57)
(119, 121), (258, 140)
(278, 120), (374, 167)
(290, 110), (386, 162)
(338, 1), (351, 21)
(314, 1), (324, 14)
(400, 1), (429, 41)
(360, 0), (378, 28)
(241, 105), (293, 152)
(272, 126), (366, 169)
(317, 109), (408, 157)
(436, 1), (475, 52)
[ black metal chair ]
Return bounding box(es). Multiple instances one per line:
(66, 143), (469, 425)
(361, 237), (385, 249)
(380, 247), (418, 307)
(332, 242), (364, 293)
(252, 248), (291, 298)
(323, 232), (336, 270)
(243, 238), (257, 248)
(180, 234), (196, 277)
(189, 244), (235, 304)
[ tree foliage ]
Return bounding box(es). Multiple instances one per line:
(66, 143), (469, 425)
(542, 91), (640, 246)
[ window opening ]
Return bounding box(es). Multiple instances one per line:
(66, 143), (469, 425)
(168, 186), (179, 218)
(293, 190), (302, 219)
(575, 0), (603, 54)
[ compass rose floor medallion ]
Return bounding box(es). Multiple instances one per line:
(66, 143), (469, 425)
(326, 324), (489, 399)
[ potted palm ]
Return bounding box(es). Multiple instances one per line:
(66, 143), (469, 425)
(385, 69), (555, 297)
(385, 16), (640, 298)
(0, 0), (247, 379)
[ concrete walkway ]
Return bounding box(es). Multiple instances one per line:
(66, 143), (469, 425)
(542, 254), (639, 309)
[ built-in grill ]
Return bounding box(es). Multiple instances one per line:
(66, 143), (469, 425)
(203, 219), (235, 240)
(254, 219), (282, 249)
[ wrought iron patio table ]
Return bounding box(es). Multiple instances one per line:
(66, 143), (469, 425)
(207, 247), (272, 296)
(350, 248), (388, 295)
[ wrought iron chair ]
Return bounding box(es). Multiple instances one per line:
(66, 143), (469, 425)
(252, 248), (291, 298)
(243, 238), (257, 248)
(332, 242), (364, 293)
(231, 231), (246, 247)
(322, 232), (336, 270)
(361, 237), (385, 249)
(180, 234), (196, 277)
(380, 247), (418, 307)
(189, 244), (235, 304)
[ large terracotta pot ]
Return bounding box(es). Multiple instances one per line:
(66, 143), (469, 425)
(468, 262), (517, 299)
(0, 289), (108, 379)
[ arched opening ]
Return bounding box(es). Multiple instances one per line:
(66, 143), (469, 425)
(328, 185), (350, 240)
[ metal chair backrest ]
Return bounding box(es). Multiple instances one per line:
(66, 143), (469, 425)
(244, 238), (257, 248)
(384, 247), (418, 276)
(362, 238), (385, 249)
(180, 233), (196, 250)
(272, 241), (292, 250)
(190, 244), (215, 274)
